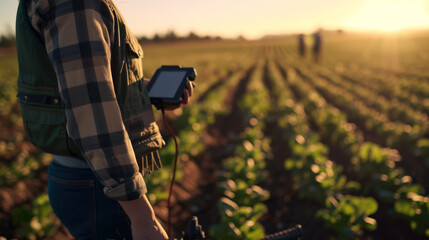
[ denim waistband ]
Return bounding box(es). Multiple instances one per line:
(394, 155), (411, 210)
(52, 154), (90, 169)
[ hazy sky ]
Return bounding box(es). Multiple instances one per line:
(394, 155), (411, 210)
(1, 0), (429, 39)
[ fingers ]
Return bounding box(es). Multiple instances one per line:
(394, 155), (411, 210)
(182, 89), (190, 105)
(186, 80), (195, 97)
(181, 81), (196, 105)
(164, 81), (195, 111)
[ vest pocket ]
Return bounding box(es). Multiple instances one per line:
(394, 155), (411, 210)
(19, 101), (78, 156)
(122, 31), (151, 114)
(124, 32), (144, 85)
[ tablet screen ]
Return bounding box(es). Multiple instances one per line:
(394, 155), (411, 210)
(149, 71), (187, 98)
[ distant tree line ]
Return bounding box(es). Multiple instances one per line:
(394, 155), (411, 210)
(138, 30), (228, 43)
(0, 30), (244, 48)
(0, 29), (16, 48)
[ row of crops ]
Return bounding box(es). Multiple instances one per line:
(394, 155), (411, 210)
(277, 41), (429, 237)
(1, 33), (429, 239)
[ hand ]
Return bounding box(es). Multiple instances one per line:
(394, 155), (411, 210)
(164, 80), (196, 111)
(119, 195), (168, 240)
(181, 80), (196, 105)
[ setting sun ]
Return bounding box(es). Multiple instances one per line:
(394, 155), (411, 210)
(345, 0), (429, 32)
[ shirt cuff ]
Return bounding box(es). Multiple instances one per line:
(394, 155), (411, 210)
(103, 173), (147, 201)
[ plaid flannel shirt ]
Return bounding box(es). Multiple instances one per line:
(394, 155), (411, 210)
(26, 0), (146, 201)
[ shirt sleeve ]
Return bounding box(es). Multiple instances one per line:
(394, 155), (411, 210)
(28, 0), (146, 201)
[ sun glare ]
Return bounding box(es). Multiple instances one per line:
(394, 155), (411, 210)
(345, 0), (429, 32)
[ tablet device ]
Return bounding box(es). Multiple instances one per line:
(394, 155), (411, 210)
(147, 65), (197, 109)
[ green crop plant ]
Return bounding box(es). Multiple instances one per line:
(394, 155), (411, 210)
(393, 192), (429, 237)
(317, 195), (378, 240)
(11, 194), (59, 240)
(210, 198), (267, 240)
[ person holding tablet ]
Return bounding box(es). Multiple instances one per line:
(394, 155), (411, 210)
(16, 0), (194, 239)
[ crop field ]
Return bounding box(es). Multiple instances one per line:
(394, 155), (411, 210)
(1, 31), (429, 240)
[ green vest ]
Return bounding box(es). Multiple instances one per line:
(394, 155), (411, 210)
(16, 0), (163, 172)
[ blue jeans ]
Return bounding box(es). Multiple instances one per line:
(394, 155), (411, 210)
(48, 161), (133, 240)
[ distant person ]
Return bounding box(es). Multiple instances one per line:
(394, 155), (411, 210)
(313, 29), (323, 63)
(298, 34), (306, 58)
